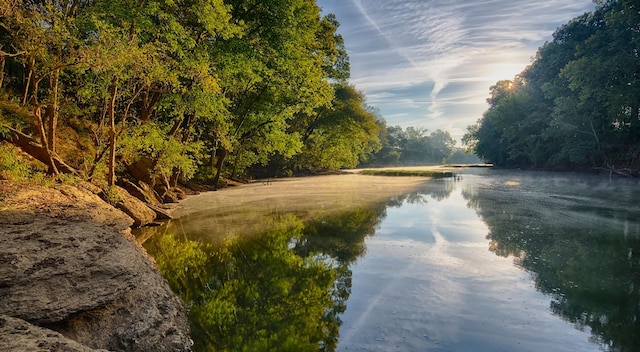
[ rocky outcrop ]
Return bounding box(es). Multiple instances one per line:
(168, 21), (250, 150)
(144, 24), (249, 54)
(0, 181), (192, 351)
(0, 315), (109, 352)
(103, 185), (157, 227)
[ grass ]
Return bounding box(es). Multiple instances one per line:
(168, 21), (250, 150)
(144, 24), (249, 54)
(358, 169), (455, 178)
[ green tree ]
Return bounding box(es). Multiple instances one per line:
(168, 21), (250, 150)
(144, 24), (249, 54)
(465, 0), (640, 174)
(289, 83), (381, 172)
(207, 0), (337, 185)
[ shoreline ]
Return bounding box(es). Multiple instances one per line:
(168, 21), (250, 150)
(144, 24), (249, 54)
(169, 173), (434, 219)
(170, 165), (467, 219)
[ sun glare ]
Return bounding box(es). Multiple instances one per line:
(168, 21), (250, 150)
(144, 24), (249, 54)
(487, 62), (525, 85)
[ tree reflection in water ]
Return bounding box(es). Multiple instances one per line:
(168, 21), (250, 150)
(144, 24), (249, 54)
(142, 180), (458, 351)
(461, 175), (640, 352)
(144, 203), (392, 351)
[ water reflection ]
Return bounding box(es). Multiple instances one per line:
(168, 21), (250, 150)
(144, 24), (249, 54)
(142, 183), (450, 351)
(141, 171), (640, 352)
(145, 215), (348, 351)
(462, 172), (640, 352)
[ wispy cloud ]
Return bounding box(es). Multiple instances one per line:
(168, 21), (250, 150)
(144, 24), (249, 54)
(318, 0), (595, 141)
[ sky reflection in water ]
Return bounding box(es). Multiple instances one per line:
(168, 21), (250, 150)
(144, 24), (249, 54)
(337, 175), (602, 352)
(143, 170), (640, 351)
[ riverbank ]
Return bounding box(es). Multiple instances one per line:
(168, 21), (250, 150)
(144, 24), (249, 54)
(0, 180), (192, 351)
(169, 165), (465, 218)
(142, 171), (445, 245)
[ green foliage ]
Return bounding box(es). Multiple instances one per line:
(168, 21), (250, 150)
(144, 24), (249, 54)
(464, 0), (640, 174)
(0, 143), (33, 180)
(366, 125), (457, 166)
(277, 83), (381, 173)
(0, 0), (394, 183)
(118, 122), (203, 180)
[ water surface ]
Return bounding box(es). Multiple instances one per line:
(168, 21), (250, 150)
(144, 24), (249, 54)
(141, 170), (640, 351)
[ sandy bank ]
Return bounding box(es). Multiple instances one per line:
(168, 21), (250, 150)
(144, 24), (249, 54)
(171, 172), (443, 218)
(148, 172), (435, 243)
(171, 165), (476, 217)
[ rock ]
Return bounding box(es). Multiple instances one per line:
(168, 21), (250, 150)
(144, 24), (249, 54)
(0, 182), (133, 233)
(125, 157), (155, 186)
(162, 190), (181, 203)
(0, 217), (141, 324)
(50, 272), (192, 352)
(0, 182), (192, 351)
(104, 186), (157, 227)
(118, 179), (162, 206)
(147, 203), (173, 220)
(0, 315), (108, 352)
(173, 187), (188, 200)
(0, 315), (109, 352)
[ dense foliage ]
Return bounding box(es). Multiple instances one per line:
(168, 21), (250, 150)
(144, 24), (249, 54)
(464, 0), (640, 176)
(0, 0), (382, 188)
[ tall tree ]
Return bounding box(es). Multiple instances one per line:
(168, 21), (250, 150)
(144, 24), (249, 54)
(290, 83), (381, 171)
(208, 0), (337, 185)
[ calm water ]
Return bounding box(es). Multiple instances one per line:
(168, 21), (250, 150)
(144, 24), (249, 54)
(141, 170), (640, 352)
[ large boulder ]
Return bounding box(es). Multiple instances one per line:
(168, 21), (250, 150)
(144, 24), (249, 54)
(118, 179), (162, 206)
(0, 181), (191, 351)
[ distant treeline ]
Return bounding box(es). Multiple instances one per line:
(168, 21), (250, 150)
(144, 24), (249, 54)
(463, 0), (640, 176)
(365, 125), (480, 167)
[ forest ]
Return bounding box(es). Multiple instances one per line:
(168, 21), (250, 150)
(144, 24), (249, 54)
(0, 0), (469, 201)
(463, 0), (640, 176)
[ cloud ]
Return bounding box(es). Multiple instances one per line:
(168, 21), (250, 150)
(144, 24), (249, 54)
(318, 0), (595, 141)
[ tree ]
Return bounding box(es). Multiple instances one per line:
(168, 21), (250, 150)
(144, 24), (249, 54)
(206, 0), (338, 185)
(465, 0), (640, 174)
(289, 83), (381, 172)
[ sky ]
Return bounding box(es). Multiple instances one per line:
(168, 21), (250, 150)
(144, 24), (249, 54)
(316, 0), (596, 142)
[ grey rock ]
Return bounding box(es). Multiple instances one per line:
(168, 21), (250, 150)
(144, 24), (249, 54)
(0, 314), (109, 352)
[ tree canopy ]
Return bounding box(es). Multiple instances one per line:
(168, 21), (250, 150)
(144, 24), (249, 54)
(0, 0), (387, 191)
(463, 0), (640, 176)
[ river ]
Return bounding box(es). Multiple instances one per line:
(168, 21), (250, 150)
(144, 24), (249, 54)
(139, 168), (640, 352)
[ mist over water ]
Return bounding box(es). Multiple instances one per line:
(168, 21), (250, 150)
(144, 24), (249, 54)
(141, 169), (640, 352)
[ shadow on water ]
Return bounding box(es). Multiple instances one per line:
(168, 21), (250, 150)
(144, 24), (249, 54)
(461, 171), (640, 352)
(140, 180), (454, 352)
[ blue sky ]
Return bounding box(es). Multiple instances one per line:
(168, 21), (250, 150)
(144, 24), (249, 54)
(316, 0), (596, 142)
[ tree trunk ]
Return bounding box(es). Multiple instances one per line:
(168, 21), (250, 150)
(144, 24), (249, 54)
(108, 84), (118, 187)
(140, 88), (160, 122)
(169, 168), (180, 188)
(22, 58), (34, 106)
(46, 70), (60, 154)
(1, 125), (79, 175)
(212, 148), (227, 189)
(34, 107), (59, 175)
(230, 145), (244, 180)
(0, 55), (5, 88)
(168, 114), (194, 186)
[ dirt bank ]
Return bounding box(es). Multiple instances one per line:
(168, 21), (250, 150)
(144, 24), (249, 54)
(0, 180), (192, 351)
